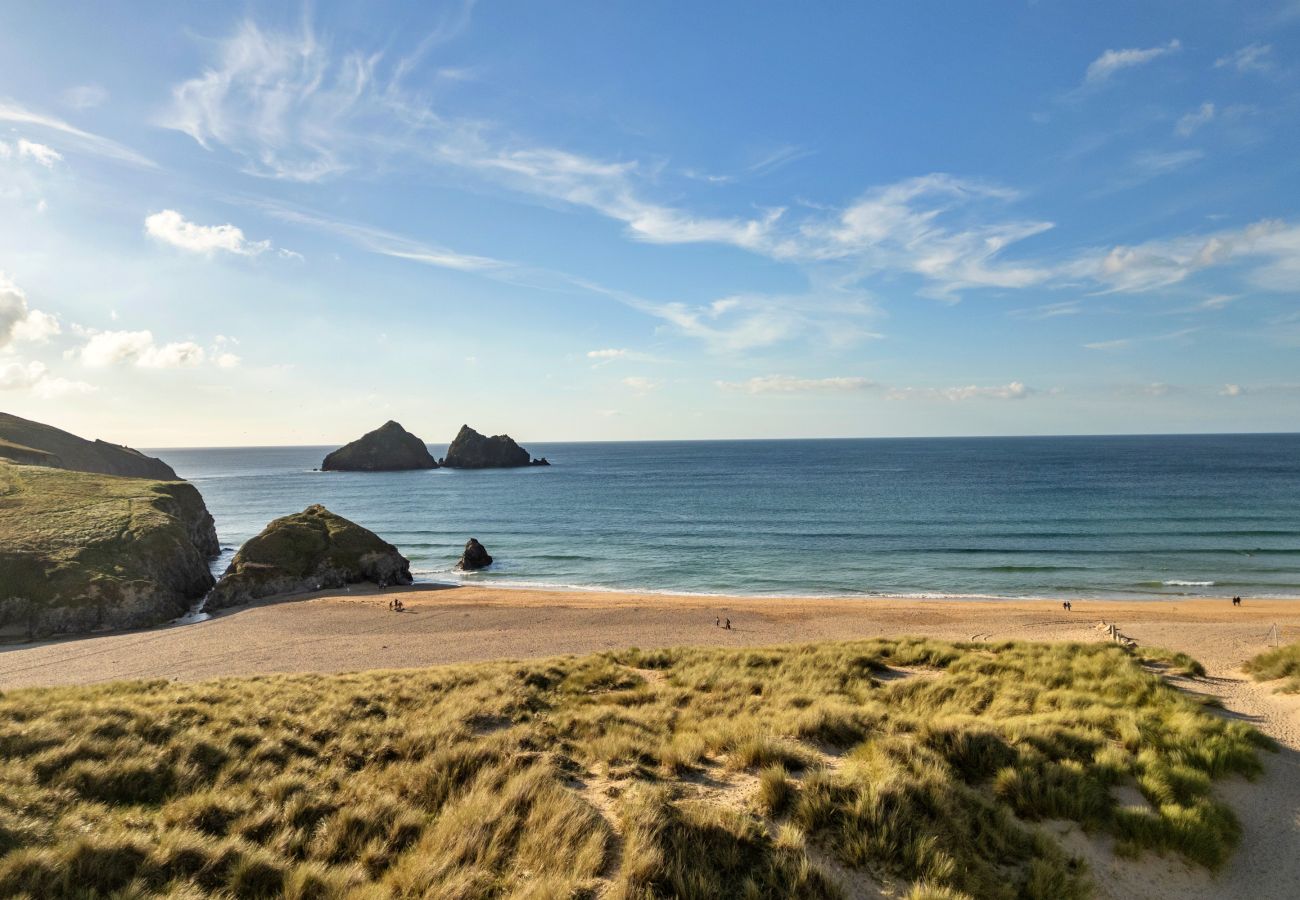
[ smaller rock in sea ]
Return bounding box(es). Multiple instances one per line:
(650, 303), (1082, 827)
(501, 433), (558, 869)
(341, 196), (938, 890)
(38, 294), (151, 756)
(456, 538), (494, 571)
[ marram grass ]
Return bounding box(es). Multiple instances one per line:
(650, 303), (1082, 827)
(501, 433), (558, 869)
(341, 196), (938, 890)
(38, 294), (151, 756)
(0, 638), (1270, 899)
(1244, 641), (1300, 693)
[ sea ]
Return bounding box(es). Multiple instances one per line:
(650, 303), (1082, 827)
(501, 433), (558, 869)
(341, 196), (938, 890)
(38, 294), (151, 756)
(150, 434), (1300, 601)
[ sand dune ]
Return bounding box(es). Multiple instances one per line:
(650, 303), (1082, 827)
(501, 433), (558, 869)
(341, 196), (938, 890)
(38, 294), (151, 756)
(1, 586), (1297, 899)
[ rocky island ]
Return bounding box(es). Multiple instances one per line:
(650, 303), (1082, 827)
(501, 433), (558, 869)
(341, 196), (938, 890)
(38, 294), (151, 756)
(441, 424), (549, 469)
(321, 420), (438, 472)
(206, 504), (412, 609)
(0, 411), (180, 479)
(456, 537), (494, 570)
(0, 459), (219, 639)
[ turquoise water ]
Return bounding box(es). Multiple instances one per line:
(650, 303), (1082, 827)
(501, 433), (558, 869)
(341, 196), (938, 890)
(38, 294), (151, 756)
(153, 435), (1300, 600)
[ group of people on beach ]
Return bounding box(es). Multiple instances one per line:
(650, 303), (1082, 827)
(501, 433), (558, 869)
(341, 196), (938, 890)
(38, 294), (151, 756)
(1232, 595), (1243, 606)
(1061, 601), (1073, 612)
(387, 598), (405, 612)
(715, 616), (731, 630)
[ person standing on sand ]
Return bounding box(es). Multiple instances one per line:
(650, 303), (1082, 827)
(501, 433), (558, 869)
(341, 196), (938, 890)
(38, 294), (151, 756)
(716, 616), (720, 627)
(724, 618), (731, 630)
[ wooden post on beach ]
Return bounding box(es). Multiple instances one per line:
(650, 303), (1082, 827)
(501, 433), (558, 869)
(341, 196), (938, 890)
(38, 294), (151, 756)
(1267, 623), (1280, 648)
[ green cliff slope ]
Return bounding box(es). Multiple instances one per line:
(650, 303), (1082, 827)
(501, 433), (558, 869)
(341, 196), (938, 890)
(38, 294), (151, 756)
(0, 461), (219, 639)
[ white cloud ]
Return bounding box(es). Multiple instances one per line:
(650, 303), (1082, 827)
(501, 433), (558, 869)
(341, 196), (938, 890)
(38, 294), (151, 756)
(799, 175), (1054, 299)
(76, 330), (207, 369)
(0, 100), (154, 167)
(0, 360), (46, 390)
(62, 84), (109, 109)
(1175, 103), (1216, 137)
(0, 359), (95, 398)
(888, 381), (1032, 401)
(8, 139), (63, 168)
(1220, 383), (1243, 397)
(1197, 294), (1237, 310)
(1083, 338), (1133, 351)
(252, 201), (503, 272)
(0, 272), (61, 347)
(34, 375), (97, 399)
(621, 376), (661, 394)
(215, 352), (242, 368)
(1132, 149), (1203, 175)
(1083, 327), (1197, 351)
(716, 375), (877, 394)
(145, 209), (270, 256)
(1084, 39), (1181, 85)
(1009, 301), (1081, 320)
(1215, 44), (1272, 73)
(11, 309), (60, 343)
(587, 348), (627, 360)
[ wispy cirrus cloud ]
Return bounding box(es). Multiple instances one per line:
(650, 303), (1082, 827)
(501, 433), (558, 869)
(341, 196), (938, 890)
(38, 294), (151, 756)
(886, 381), (1032, 401)
(1215, 44), (1272, 73)
(716, 375), (877, 394)
(1176, 103), (1216, 137)
(1083, 327), (1198, 351)
(0, 99), (155, 167)
(1083, 39), (1181, 86)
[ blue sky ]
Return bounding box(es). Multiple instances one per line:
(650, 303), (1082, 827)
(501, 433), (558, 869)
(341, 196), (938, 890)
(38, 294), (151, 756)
(1, 1), (1298, 445)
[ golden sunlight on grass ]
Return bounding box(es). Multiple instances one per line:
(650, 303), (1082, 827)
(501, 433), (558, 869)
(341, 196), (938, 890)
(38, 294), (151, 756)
(0, 638), (1271, 899)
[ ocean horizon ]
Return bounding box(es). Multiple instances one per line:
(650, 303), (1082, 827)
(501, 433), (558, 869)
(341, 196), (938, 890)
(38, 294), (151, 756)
(150, 433), (1300, 601)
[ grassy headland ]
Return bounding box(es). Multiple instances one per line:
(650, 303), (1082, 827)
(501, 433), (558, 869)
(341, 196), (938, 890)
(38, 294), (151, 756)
(0, 638), (1269, 899)
(0, 461), (217, 638)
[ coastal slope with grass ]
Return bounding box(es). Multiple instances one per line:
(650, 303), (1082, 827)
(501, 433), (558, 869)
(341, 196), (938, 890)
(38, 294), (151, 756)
(0, 461), (218, 639)
(0, 638), (1268, 899)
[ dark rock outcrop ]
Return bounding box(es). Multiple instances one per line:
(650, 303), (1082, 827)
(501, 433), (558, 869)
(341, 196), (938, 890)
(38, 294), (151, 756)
(206, 504), (412, 609)
(0, 461), (219, 639)
(440, 424), (548, 469)
(321, 421), (438, 472)
(0, 411), (179, 479)
(455, 538), (494, 571)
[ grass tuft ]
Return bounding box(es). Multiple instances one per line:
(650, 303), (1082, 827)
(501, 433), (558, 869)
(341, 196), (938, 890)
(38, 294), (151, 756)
(0, 638), (1265, 897)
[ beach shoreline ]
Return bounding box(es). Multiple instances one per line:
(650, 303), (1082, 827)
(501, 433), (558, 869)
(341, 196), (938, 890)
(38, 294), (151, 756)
(2, 583), (1297, 689)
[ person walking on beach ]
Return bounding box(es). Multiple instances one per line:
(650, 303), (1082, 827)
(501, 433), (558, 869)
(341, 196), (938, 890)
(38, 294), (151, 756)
(724, 618), (731, 630)
(716, 616), (720, 627)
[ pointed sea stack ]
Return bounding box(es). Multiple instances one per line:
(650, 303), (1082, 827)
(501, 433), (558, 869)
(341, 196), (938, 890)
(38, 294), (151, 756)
(440, 424), (548, 469)
(321, 421), (438, 472)
(455, 538), (494, 571)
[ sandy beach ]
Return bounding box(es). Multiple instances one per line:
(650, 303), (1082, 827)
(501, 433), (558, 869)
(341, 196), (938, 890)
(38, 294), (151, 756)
(2, 586), (1298, 900)
(1, 586), (1296, 690)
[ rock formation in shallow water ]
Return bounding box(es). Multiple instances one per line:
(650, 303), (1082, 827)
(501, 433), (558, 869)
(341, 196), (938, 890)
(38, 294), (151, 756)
(0, 461), (219, 639)
(0, 411), (180, 479)
(456, 538), (494, 571)
(206, 504), (412, 609)
(440, 424), (548, 469)
(321, 421), (438, 472)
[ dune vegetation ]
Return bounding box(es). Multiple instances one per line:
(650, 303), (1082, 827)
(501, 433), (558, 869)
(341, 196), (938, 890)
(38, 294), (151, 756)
(1244, 642), (1300, 693)
(0, 638), (1269, 899)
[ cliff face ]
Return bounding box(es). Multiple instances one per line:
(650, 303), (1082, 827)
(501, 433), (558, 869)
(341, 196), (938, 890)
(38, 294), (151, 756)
(0, 411), (179, 479)
(0, 461), (219, 639)
(206, 504), (412, 609)
(441, 424), (545, 469)
(321, 421), (438, 472)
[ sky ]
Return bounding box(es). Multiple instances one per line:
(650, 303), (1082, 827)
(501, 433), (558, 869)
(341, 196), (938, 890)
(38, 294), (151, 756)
(1, 1), (1298, 446)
